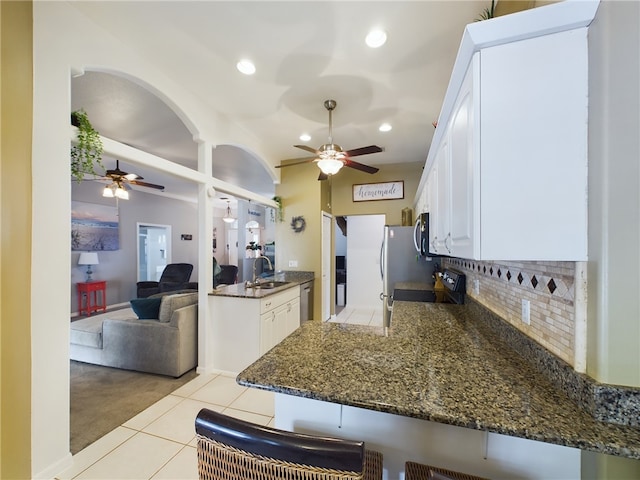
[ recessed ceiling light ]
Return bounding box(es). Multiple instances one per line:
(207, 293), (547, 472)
(236, 59), (256, 75)
(366, 29), (387, 48)
(379, 123), (392, 132)
(299, 133), (311, 142)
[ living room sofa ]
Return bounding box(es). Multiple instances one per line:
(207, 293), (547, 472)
(70, 291), (198, 377)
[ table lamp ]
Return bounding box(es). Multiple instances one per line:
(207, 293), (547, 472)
(78, 252), (99, 282)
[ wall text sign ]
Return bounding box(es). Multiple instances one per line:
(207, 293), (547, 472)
(352, 181), (404, 202)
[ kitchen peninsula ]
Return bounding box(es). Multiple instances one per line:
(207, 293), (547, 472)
(209, 271), (314, 373)
(238, 300), (640, 479)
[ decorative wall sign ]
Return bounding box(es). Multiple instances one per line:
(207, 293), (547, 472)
(352, 181), (404, 202)
(71, 201), (119, 251)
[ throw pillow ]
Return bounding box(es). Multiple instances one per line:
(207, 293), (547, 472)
(130, 297), (162, 320)
(158, 292), (198, 323)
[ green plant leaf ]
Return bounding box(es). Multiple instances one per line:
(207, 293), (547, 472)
(70, 109), (104, 183)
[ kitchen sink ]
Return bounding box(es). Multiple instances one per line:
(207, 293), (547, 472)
(254, 281), (291, 289)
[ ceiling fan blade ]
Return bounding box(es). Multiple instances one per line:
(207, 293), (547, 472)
(294, 145), (320, 154)
(345, 145), (384, 157)
(129, 179), (165, 190)
(318, 172), (329, 181)
(345, 159), (380, 174)
(276, 157), (317, 168)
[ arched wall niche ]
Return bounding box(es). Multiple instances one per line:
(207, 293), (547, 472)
(71, 67), (278, 194)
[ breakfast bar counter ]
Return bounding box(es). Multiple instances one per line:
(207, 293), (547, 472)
(238, 300), (640, 475)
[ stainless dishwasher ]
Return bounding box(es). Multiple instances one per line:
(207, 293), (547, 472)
(299, 280), (314, 323)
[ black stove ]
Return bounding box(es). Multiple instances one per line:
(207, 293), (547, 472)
(393, 268), (466, 305)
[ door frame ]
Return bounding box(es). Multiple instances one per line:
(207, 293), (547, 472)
(136, 222), (172, 282)
(321, 211), (333, 321)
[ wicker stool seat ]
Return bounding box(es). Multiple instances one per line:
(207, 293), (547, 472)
(405, 461), (488, 480)
(196, 408), (383, 480)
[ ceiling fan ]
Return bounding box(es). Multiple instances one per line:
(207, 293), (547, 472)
(99, 160), (165, 200)
(277, 99), (383, 180)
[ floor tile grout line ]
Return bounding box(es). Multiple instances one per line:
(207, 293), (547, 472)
(69, 427), (139, 480)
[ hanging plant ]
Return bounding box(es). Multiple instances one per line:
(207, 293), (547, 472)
(475, 0), (496, 21)
(273, 196), (284, 222)
(70, 109), (104, 183)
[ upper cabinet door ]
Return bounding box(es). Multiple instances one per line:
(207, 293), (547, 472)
(423, 26), (588, 261)
(448, 56), (478, 260)
(478, 29), (588, 260)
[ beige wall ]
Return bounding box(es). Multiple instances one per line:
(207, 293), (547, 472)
(275, 162), (326, 320)
(275, 161), (423, 320)
(331, 162), (423, 222)
(1, 1), (33, 478)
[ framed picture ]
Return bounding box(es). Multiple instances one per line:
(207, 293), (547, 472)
(71, 201), (120, 251)
(352, 181), (404, 202)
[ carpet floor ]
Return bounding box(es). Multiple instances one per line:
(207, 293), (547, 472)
(70, 360), (198, 454)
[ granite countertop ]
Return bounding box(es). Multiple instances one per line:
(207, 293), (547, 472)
(237, 301), (640, 459)
(209, 271), (314, 299)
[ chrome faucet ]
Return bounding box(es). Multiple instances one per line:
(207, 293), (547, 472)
(249, 255), (273, 287)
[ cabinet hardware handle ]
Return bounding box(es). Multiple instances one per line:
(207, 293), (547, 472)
(445, 233), (452, 253)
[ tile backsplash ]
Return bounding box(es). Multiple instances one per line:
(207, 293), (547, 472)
(443, 258), (578, 366)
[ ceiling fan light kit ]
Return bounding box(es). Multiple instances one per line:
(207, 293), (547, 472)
(276, 99), (383, 180)
(317, 158), (344, 176)
(102, 182), (129, 200)
(96, 160), (165, 200)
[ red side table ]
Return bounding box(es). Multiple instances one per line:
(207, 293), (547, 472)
(77, 281), (107, 316)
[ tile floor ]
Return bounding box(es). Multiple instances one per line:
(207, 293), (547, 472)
(58, 306), (375, 480)
(57, 372), (276, 480)
(331, 304), (383, 327)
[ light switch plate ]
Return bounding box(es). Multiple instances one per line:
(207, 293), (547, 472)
(288, 260), (298, 268)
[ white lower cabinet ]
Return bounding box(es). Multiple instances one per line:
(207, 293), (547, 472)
(260, 296), (300, 356)
(210, 286), (300, 373)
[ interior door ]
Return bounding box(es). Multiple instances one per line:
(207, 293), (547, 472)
(346, 215), (385, 309)
(227, 229), (238, 266)
(321, 212), (332, 321)
(137, 223), (171, 281)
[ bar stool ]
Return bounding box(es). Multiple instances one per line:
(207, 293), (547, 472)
(196, 408), (383, 480)
(405, 461), (489, 480)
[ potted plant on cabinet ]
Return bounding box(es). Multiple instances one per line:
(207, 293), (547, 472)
(476, 0), (495, 21)
(70, 109), (104, 183)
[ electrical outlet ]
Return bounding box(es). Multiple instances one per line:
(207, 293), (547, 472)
(288, 260), (298, 268)
(473, 279), (480, 295)
(521, 299), (531, 325)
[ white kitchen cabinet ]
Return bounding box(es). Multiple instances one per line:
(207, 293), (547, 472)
(425, 27), (588, 261)
(210, 286), (300, 373)
(260, 295), (300, 356)
(434, 139), (450, 254)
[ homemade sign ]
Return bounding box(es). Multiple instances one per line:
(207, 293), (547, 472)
(352, 181), (404, 202)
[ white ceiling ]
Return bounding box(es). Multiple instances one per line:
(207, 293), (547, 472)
(69, 1), (490, 204)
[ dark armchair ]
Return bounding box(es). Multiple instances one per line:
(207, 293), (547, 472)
(214, 264), (238, 288)
(136, 263), (195, 298)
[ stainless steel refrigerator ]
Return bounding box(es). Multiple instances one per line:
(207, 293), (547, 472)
(380, 224), (436, 327)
